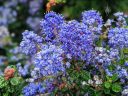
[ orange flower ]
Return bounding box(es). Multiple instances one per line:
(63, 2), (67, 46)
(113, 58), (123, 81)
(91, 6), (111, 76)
(49, 0), (56, 5)
(46, 0), (56, 12)
(4, 68), (15, 80)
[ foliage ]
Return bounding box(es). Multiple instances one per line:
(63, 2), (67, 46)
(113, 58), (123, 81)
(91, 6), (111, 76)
(0, 0), (128, 96)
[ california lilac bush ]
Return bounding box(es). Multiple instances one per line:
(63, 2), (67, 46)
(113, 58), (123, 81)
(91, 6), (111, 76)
(17, 10), (128, 96)
(0, 8), (128, 95)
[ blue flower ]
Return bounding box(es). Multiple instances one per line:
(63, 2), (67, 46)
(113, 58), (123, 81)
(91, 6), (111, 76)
(33, 45), (65, 78)
(17, 63), (30, 77)
(40, 11), (64, 42)
(114, 12), (127, 27)
(20, 30), (43, 55)
(59, 20), (93, 60)
(0, 6), (17, 26)
(23, 83), (38, 96)
(23, 80), (54, 96)
(29, 0), (43, 15)
(108, 28), (128, 49)
(26, 17), (41, 31)
(82, 10), (103, 35)
(125, 61), (128, 67)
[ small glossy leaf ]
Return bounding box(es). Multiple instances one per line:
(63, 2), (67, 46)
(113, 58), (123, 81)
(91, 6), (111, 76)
(112, 83), (121, 92)
(104, 82), (111, 89)
(111, 74), (118, 82)
(10, 77), (20, 86)
(0, 76), (8, 88)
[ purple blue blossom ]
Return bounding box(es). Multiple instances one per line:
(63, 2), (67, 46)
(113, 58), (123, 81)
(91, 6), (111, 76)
(18, 10), (128, 95)
(108, 28), (128, 49)
(33, 45), (65, 78)
(0, 56), (7, 66)
(20, 30), (43, 55)
(17, 63), (30, 77)
(59, 20), (93, 60)
(86, 47), (119, 67)
(9, 47), (27, 61)
(125, 61), (128, 66)
(26, 17), (41, 31)
(4, 0), (18, 8)
(40, 11), (64, 42)
(114, 12), (127, 27)
(0, 26), (12, 47)
(23, 82), (42, 96)
(0, 6), (17, 26)
(23, 79), (54, 96)
(116, 66), (128, 78)
(82, 10), (103, 35)
(0, 0), (44, 31)
(29, 0), (43, 15)
(122, 86), (128, 95)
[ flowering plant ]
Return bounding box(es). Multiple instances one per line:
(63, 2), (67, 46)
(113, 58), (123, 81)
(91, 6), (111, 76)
(18, 10), (128, 96)
(0, 8), (128, 95)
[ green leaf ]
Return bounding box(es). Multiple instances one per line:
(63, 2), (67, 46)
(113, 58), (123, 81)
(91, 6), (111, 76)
(104, 82), (111, 89)
(120, 49), (125, 64)
(3, 93), (9, 96)
(56, 0), (66, 3)
(0, 76), (8, 88)
(123, 48), (128, 54)
(9, 65), (16, 70)
(19, 95), (24, 96)
(81, 71), (90, 81)
(49, 0), (66, 3)
(95, 91), (103, 96)
(112, 83), (121, 92)
(124, 26), (128, 29)
(0, 76), (5, 84)
(104, 88), (110, 94)
(10, 77), (20, 86)
(111, 74), (118, 82)
(7, 86), (14, 93)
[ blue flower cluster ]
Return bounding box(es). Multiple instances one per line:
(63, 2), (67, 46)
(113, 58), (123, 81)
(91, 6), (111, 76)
(33, 45), (65, 78)
(105, 65), (128, 82)
(19, 11), (128, 95)
(28, 0), (43, 15)
(114, 12), (127, 27)
(17, 62), (30, 77)
(59, 20), (93, 60)
(0, 56), (6, 67)
(116, 66), (128, 79)
(23, 79), (54, 96)
(108, 28), (128, 49)
(122, 86), (128, 95)
(85, 47), (119, 69)
(82, 10), (103, 35)
(26, 17), (41, 31)
(20, 30), (43, 55)
(20, 12), (72, 96)
(0, 6), (17, 26)
(40, 11), (64, 42)
(0, 26), (12, 47)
